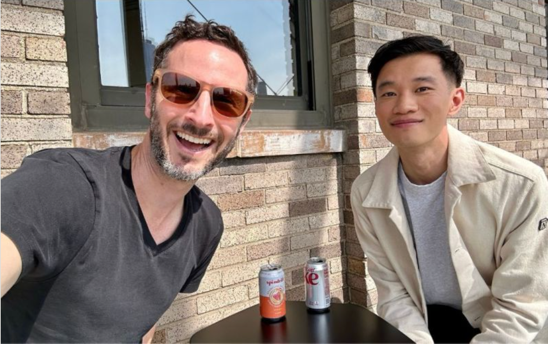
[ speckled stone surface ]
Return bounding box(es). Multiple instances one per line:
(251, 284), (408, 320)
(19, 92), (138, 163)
(28, 91), (70, 114)
(1, 90), (23, 114)
(2, 117), (72, 141)
(25, 37), (67, 62)
(1, 6), (64, 36)
(1, 62), (68, 87)
(1, 143), (29, 169)
(1, 0), (21, 5)
(22, 0), (63, 10)
(1, 34), (23, 58)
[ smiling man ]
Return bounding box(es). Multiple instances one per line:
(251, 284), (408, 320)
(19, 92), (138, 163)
(1, 16), (257, 342)
(351, 36), (548, 343)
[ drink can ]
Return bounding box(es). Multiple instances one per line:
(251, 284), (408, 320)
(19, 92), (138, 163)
(304, 257), (330, 312)
(259, 264), (286, 321)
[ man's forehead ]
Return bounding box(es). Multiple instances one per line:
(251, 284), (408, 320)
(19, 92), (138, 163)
(378, 54), (443, 79)
(164, 40), (248, 87)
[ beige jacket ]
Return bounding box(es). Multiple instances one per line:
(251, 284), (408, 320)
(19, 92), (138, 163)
(351, 126), (548, 343)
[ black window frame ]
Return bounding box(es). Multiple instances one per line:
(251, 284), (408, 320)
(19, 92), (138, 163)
(65, 0), (332, 132)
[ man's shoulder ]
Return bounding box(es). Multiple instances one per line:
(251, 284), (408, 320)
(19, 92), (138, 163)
(351, 158), (387, 200)
(190, 186), (220, 213)
(189, 186), (222, 223)
(476, 140), (545, 183)
(25, 147), (125, 169)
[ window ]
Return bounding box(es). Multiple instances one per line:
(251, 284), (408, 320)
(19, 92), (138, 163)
(65, 0), (331, 132)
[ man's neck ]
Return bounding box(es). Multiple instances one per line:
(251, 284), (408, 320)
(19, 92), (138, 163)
(398, 130), (450, 185)
(130, 136), (194, 244)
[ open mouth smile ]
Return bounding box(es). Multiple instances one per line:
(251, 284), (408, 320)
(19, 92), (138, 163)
(175, 131), (214, 153)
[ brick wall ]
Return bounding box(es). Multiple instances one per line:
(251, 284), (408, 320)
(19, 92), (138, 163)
(153, 154), (346, 342)
(332, 0), (548, 312)
(1, 0), (72, 178)
(3, 0), (547, 342)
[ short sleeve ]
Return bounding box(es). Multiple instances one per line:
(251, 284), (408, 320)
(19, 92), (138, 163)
(180, 219), (223, 293)
(1, 150), (96, 281)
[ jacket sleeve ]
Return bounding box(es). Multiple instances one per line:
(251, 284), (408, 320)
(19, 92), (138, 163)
(472, 170), (548, 343)
(351, 185), (434, 344)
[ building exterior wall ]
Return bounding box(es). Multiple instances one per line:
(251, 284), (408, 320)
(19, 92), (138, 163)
(331, 0), (548, 319)
(152, 154), (346, 342)
(1, 0), (72, 178)
(1, 0), (547, 343)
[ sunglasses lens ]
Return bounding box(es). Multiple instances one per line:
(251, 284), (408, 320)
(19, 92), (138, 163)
(212, 88), (249, 118)
(159, 71), (249, 118)
(160, 73), (200, 105)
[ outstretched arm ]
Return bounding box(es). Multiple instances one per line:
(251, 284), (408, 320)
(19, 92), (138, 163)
(1, 232), (22, 297)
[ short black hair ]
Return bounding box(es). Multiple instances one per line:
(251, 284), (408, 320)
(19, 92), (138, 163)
(367, 35), (464, 97)
(153, 15), (258, 94)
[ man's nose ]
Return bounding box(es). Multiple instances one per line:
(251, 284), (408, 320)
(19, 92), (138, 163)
(393, 93), (418, 115)
(186, 91), (216, 129)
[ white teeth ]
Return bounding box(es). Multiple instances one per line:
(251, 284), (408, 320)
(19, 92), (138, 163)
(176, 132), (212, 145)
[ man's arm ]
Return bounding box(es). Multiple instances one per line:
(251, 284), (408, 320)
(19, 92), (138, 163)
(1, 232), (22, 297)
(472, 171), (548, 343)
(351, 187), (433, 344)
(142, 325), (156, 344)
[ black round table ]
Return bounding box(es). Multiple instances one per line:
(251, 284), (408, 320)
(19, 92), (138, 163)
(190, 301), (413, 343)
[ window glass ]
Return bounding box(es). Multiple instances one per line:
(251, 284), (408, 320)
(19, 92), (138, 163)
(97, 0), (129, 87)
(96, 0), (300, 97)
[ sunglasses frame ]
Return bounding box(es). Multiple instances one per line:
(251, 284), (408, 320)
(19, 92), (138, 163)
(152, 68), (255, 118)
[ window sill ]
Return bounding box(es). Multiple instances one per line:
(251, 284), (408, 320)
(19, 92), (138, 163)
(72, 129), (346, 158)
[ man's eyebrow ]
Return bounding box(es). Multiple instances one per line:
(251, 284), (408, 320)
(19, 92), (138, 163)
(377, 76), (437, 90)
(377, 80), (394, 90)
(413, 76), (437, 83)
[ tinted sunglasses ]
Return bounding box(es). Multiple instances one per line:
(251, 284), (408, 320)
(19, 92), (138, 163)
(153, 69), (254, 118)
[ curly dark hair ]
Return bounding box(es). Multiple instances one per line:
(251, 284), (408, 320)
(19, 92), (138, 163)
(152, 15), (258, 94)
(368, 35), (464, 97)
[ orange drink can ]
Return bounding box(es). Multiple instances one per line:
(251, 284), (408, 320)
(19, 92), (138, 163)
(259, 264), (286, 322)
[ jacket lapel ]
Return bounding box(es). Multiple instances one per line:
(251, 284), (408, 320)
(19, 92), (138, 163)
(445, 126), (495, 327)
(361, 147), (425, 313)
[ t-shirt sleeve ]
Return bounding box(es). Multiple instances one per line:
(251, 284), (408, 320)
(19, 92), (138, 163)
(1, 151), (96, 281)
(180, 220), (223, 293)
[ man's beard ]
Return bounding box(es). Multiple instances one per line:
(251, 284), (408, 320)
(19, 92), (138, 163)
(149, 96), (241, 181)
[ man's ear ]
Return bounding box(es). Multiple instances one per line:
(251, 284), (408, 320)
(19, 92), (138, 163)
(448, 87), (465, 117)
(145, 83), (153, 120)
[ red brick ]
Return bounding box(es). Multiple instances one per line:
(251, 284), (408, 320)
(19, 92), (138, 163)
(516, 141), (531, 151)
(506, 130), (523, 140)
(217, 190), (264, 211)
(310, 242), (344, 259)
(485, 35), (503, 47)
(476, 71), (496, 83)
(488, 131), (506, 141)
(505, 109), (521, 118)
(463, 4), (484, 18)
(387, 13), (415, 30)
(1, 90), (23, 114)
(289, 198), (327, 217)
(247, 238), (289, 260)
(286, 285), (305, 301)
(477, 95), (496, 106)
(403, 1), (429, 18)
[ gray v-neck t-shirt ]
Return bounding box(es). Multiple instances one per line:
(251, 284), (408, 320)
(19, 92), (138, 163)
(398, 163), (462, 309)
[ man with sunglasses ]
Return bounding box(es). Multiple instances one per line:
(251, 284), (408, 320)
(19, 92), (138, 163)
(1, 15), (257, 342)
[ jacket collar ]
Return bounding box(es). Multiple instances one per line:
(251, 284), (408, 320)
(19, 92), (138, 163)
(362, 125), (496, 209)
(446, 125), (496, 187)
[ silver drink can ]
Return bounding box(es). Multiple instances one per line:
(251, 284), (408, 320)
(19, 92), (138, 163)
(304, 257), (330, 312)
(259, 264), (286, 322)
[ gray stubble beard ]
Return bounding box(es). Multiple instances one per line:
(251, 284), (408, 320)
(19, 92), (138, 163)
(148, 93), (241, 181)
